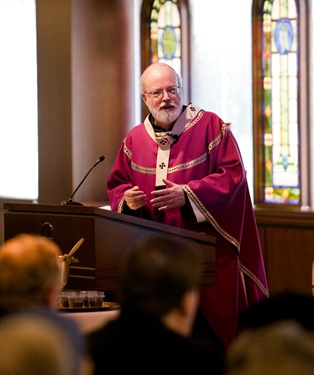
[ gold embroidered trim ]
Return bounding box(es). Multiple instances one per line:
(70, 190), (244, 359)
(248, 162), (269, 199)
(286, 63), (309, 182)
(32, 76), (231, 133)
(182, 184), (240, 251)
(129, 154), (208, 175)
(208, 123), (229, 153)
(208, 132), (222, 153)
(168, 153), (208, 173)
(239, 263), (269, 298)
(118, 198), (125, 213)
(131, 162), (156, 174)
(123, 141), (132, 160)
(184, 109), (204, 132)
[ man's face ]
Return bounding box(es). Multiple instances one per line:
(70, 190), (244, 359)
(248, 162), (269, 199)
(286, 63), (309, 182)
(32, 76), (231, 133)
(142, 67), (183, 130)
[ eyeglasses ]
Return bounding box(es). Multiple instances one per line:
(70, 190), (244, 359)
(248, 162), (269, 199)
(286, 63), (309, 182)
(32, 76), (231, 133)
(144, 86), (181, 99)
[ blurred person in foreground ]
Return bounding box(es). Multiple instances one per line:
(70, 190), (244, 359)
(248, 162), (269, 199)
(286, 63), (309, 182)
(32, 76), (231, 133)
(225, 320), (314, 375)
(237, 290), (314, 332)
(0, 233), (93, 375)
(225, 291), (314, 375)
(107, 62), (269, 351)
(0, 233), (62, 315)
(0, 312), (90, 375)
(87, 235), (225, 374)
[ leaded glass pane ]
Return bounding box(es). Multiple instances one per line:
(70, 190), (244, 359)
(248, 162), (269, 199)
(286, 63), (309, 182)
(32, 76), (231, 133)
(262, 0), (299, 204)
(150, 0), (181, 74)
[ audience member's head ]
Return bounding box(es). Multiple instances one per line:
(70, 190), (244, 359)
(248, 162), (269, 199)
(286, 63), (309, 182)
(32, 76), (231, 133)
(118, 235), (202, 336)
(238, 290), (314, 331)
(226, 291), (314, 375)
(0, 311), (92, 375)
(0, 233), (62, 313)
(225, 320), (314, 375)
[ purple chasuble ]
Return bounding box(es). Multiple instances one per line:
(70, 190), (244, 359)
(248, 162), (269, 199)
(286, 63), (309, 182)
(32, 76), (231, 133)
(107, 104), (269, 348)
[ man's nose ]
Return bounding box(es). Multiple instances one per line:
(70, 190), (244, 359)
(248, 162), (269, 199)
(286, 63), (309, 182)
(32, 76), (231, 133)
(161, 89), (171, 98)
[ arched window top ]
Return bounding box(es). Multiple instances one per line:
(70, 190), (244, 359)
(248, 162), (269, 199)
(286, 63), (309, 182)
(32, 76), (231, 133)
(150, 0), (182, 74)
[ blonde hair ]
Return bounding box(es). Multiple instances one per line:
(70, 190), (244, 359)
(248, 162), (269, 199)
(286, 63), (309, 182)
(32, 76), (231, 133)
(0, 234), (61, 311)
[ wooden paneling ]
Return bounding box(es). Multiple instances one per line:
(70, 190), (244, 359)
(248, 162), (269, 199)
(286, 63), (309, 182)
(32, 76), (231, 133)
(255, 208), (314, 296)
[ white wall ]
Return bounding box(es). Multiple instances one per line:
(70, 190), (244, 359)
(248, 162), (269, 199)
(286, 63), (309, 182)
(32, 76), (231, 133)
(189, 0), (254, 195)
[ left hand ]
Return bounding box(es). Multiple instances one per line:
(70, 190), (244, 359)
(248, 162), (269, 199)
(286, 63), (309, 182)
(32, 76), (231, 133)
(150, 179), (186, 212)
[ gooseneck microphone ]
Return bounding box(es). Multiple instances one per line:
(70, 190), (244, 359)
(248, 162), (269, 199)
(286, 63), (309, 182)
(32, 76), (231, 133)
(60, 155), (105, 206)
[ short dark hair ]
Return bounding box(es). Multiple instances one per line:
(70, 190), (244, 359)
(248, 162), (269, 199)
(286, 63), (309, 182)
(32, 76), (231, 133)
(118, 235), (201, 317)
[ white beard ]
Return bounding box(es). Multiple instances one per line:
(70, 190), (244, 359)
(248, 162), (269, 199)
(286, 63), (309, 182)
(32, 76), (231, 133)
(153, 105), (183, 127)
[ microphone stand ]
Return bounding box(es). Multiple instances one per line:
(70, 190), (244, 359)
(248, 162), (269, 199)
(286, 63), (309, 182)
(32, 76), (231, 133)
(61, 156), (105, 206)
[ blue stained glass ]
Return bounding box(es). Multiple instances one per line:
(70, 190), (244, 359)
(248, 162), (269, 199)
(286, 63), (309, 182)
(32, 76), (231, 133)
(274, 18), (294, 55)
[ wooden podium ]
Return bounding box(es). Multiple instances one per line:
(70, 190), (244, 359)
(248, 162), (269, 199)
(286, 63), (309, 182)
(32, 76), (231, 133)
(3, 203), (216, 298)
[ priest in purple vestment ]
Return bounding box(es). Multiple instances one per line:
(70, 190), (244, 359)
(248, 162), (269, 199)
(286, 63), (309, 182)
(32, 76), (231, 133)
(107, 62), (269, 351)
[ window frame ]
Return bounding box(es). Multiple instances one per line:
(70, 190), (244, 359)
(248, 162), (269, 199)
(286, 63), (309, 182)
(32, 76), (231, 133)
(252, 0), (311, 208)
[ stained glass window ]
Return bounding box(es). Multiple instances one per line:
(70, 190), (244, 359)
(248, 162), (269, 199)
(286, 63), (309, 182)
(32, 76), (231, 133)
(262, 0), (299, 204)
(150, 0), (181, 74)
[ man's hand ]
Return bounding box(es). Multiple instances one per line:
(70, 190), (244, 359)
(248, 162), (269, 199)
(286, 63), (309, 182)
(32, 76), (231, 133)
(150, 179), (186, 212)
(124, 186), (147, 210)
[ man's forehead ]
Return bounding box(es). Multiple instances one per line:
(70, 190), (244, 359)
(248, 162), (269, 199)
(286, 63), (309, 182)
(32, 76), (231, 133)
(145, 69), (177, 87)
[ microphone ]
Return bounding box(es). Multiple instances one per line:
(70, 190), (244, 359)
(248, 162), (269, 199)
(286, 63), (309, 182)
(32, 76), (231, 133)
(61, 155), (105, 206)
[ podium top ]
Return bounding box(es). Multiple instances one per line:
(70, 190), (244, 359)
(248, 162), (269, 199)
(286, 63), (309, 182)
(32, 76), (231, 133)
(4, 202), (215, 246)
